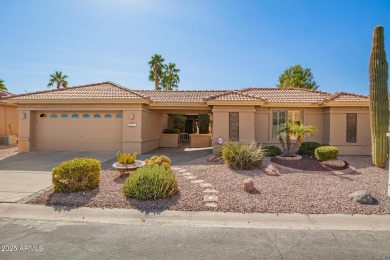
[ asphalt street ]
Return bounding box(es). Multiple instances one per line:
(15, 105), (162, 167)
(1, 218), (389, 260)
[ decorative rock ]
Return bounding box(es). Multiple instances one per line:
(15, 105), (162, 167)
(205, 203), (218, 208)
(349, 190), (375, 205)
(244, 178), (254, 192)
(275, 155), (302, 161)
(200, 183), (213, 188)
(182, 172), (193, 176)
(203, 189), (218, 194)
(323, 160), (345, 168)
(264, 164), (281, 176)
(208, 155), (216, 162)
(178, 169), (187, 173)
(184, 176), (196, 180)
(191, 180), (204, 184)
(204, 195), (218, 202)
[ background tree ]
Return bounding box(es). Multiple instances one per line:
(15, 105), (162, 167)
(148, 54), (165, 90)
(277, 64), (319, 90)
(0, 79), (7, 91)
(47, 71), (69, 89)
(160, 63), (180, 90)
(369, 25), (388, 168)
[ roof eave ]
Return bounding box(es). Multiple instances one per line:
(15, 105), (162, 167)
(5, 99), (150, 104)
(321, 101), (370, 107)
(206, 100), (265, 106)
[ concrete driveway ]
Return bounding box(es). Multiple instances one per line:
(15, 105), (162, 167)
(0, 151), (116, 203)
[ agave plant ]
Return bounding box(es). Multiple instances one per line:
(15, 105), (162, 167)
(277, 121), (317, 157)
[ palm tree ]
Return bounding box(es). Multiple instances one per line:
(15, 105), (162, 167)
(278, 121), (317, 157)
(47, 71), (69, 89)
(148, 54), (165, 90)
(0, 79), (7, 91)
(160, 63), (180, 90)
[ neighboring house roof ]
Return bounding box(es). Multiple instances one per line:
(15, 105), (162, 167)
(134, 90), (227, 103)
(6, 81), (370, 105)
(0, 90), (14, 102)
(6, 82), (148, 101)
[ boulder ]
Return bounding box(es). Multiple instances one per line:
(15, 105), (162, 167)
(244, 179), (254, 192)
(265, 164), (280, 176)
(207, 155), (216, 162)
(323, 159), (345, 168)
(349, 190), (375, 205)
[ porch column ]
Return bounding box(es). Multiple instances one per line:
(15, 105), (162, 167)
(17, 110), (36, 153)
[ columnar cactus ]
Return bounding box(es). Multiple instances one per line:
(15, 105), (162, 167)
(369, 25), (389, 168)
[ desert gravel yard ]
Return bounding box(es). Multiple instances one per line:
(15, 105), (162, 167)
(30, 155), (390, 215)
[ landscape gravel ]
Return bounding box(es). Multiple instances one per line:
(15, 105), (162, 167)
(30, 155), (390, 214)
(0, 145), (18, 159)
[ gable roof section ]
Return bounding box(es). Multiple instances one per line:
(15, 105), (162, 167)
(134, 90), (228, 103)
(240, 88), (331, 103)
(204, 90), (268, 102)
(6, 82), (149, 103)
(321, 92), (369, 104)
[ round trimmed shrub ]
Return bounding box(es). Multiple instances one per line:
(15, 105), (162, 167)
(314, 146), (339, 161)
(123, 166), (177, 200)
(52, 158), (101, 193)
(221, 142), (265, 170)
(263, 145), (282, 157)
(298, 142), (322, 156)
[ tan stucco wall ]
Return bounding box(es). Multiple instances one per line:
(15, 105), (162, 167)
(325, 107), (371, 155)
(212, 106), (256, 151)
(140, 109), (168, 153)
(160, 134), (178, 148)
(18, 110), (36, 153)
(0, 104), (18, 144)
(190, 134), (212, 148)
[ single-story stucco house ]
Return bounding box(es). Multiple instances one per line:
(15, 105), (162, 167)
(5, 81), (371, 155)
(0, 90), (18, 144)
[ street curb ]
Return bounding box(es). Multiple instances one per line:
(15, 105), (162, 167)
(1, 204), (389, 231)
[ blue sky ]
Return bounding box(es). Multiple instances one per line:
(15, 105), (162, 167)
(0, 0), (389, 95)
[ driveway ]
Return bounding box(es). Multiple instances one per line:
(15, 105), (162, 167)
(0, 151), (116, 203)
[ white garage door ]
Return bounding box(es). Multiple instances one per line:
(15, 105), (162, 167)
(36, 111), (123, 152)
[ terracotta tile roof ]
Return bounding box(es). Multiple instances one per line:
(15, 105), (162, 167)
(321, 92), (369, 103)
(240, 88), (331, 103)
(7, 82), (148, 101)
(134, 90), (228, 102)
(204, 90), (267, 101)
(6, 81), (369, 105)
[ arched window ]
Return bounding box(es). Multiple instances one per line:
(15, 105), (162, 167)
(39, 113), (47, 118)
(82, 114), (90, 118)
(104, 114), (112, 118)
(71, 114), (79, 118)
(50, 114), (57, 118)
(115, 114), (123, 118)
(61, 114), (68, 118)
(93, 114), (101, 118)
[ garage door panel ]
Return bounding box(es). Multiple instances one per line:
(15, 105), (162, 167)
(37, 112), (123, 152)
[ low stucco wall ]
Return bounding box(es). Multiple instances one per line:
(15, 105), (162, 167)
(0, 104), (18, 144)
(190, 134), (212, 148)
(160, 134), (178, 148)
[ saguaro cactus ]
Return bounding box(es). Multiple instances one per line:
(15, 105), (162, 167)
(369, 25), (389, 168)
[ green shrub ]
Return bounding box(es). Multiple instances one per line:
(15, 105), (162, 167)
(314, 146), (339, 161)
(198, 114), (210, 134)
(263, 145), (282, 157)
(173, 114), (186, 132)
(52, 158), (101, 193)
(123, 166), (177, 200)
(221, 142), (265, 170)
(298, 142), (322, 156)
(163, 128), (179, 134)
